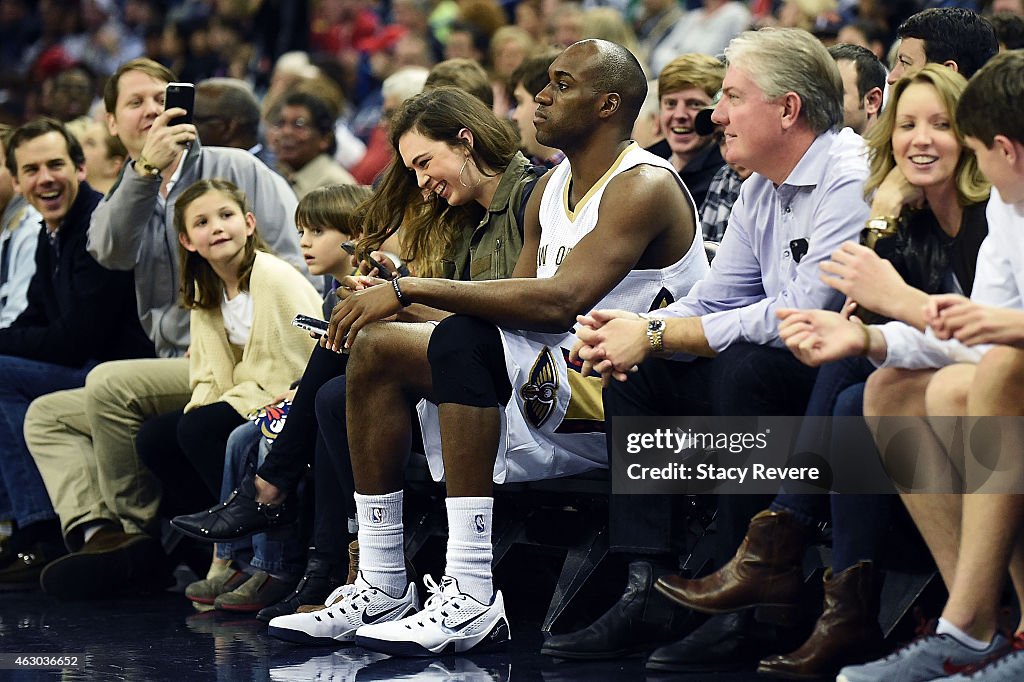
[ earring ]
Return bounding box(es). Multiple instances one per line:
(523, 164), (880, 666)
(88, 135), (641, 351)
(458, 158), (482, 189)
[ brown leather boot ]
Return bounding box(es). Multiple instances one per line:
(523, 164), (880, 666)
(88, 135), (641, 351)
(346, 540), (359, 585)
(655, 509), (810, 620)
(756, 561), (883, 679)
(344, 539), (417, 588)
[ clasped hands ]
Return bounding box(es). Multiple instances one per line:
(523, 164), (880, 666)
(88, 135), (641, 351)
(569, 309), (650, 385)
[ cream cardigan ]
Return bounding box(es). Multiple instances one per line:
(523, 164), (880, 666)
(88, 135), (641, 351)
(186, 251), (322, 415)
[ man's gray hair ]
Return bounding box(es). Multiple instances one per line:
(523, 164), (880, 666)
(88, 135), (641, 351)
(725, 28), (843, 135)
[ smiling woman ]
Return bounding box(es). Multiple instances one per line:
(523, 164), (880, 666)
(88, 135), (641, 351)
(357, 86), (536, 279)
(266, 91), (356, 198)
(863, 65), (989, 250)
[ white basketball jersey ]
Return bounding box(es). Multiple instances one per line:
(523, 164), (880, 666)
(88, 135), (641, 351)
(536, 143), (708, 314)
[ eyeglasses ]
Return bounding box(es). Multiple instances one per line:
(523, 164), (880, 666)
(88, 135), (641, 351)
(270, 117), (313, 132)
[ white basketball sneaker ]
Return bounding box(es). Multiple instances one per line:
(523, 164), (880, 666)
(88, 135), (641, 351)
(268, 573), (419, 645)
(354, 574), (511, 657)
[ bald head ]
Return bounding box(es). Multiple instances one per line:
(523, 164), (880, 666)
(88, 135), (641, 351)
(567, 39), (647, 131)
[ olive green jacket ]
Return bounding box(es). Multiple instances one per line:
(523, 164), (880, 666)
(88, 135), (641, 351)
(445, 152), (537, 281)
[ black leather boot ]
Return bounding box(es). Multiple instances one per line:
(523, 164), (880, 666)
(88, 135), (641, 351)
(171, 476), (296, 542)
(541, 561), (691, 659)
(256, 555), (341, 623)
(646, 609), (807, 673)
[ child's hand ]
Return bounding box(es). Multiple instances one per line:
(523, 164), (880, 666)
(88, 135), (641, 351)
(268, 389), (296, 405)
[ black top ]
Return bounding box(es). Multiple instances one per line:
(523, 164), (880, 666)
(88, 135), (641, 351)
(0, 182), (154, 367)
(645, 139), (725, 209)
(876, 199), (989, 297)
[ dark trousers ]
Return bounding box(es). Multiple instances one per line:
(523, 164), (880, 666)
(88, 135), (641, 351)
(257, 344), (347, 491)
(313, 375), (353, 565)
(607, 343), (818, 563)
(314, 374), (425, 535)
(136, 401), (245, 517)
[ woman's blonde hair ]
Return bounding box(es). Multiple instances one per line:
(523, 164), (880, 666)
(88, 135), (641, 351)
(174, 178), (270, 310)
(864, 64), (989, 206)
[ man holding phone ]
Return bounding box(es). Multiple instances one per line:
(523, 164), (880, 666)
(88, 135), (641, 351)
(22, 58), (309, 599)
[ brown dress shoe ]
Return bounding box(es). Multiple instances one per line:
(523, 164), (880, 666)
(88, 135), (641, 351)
(655, 510), (810, 621)
(40, 526), (167, 600)
(757, 561), (883, 679)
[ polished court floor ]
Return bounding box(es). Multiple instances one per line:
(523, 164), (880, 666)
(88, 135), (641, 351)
(0, 587), (781, 682)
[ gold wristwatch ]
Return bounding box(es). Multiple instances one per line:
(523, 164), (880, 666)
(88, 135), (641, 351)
(644, 317), (666, 353)
(135, 156), (161, 178)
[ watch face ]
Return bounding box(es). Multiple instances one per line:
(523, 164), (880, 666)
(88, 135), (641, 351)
(648, 318), (665, 332)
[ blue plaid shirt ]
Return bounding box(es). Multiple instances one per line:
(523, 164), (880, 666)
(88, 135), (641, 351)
(699, 165), (745, 243)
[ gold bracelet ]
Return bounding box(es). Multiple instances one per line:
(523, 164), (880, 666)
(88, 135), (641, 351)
(858, 322), (872, 356)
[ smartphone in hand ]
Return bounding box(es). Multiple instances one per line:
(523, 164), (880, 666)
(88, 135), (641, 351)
(341, 241), (394, 281)
(165, 82), (195, 126)
(291, 314), (329, 337)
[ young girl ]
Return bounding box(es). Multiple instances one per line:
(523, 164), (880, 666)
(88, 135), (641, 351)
(184, 184), (373, 613)
(135, 178), (322, 600)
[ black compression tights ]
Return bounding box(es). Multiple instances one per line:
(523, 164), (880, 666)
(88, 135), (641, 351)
(427, 315), (512, 408)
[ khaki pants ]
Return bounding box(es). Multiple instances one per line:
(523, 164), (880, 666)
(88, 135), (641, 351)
(25, 358), (191, 548)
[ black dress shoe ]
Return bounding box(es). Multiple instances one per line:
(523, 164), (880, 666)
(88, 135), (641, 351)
(541, 561), (694, 660)
(171, 476), (296, 543)
(255, 555), (341, 623)
(645, 610), (805, 673)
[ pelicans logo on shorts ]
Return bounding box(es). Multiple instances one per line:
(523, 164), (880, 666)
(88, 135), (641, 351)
(649, 287), (675, 311)
(519, 346), (558, 428)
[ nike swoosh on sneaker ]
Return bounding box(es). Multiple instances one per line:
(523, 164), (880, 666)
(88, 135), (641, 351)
(449, 610), (489, 633)
(362, 603), (409, 625)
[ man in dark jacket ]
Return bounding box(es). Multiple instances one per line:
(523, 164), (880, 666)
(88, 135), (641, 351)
(0, 118), (152, 588)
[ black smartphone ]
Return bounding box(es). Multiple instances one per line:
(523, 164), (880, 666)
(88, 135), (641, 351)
(291, 314), (329, 337)
(341, 241), (394, 281)
(165, 82), (195, 126)
(789, 238), (809, 264)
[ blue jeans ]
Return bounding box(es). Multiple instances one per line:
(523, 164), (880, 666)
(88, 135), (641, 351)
(215, 422), (303, 577)
(772, 359), (892, 573)
(0, 354), (95, 526)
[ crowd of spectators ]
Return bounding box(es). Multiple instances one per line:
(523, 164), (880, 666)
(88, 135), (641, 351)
(2, 0), (1024, 680)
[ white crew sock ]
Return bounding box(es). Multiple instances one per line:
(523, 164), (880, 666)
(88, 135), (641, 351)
(81, 520), (114, 545)
(354, 490), (406, 597)
(445, 497), (494, 603)
(937, 617), (993, 650)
